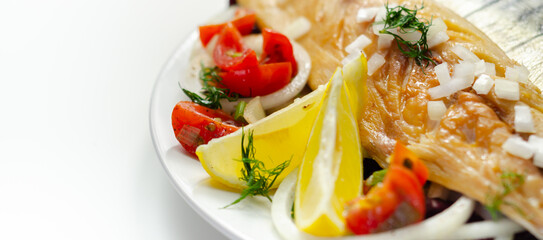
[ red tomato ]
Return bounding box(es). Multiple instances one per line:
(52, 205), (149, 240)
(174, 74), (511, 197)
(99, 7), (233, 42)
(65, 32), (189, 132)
(213, 22), (259, 71)
(345, 142), (427, 235)
(171, 101), (242, 156)
(261, 29), (298, 77)
(219, 62), (292, 97)
(390, 143), (429, 185)
(198, 9), (256, 47)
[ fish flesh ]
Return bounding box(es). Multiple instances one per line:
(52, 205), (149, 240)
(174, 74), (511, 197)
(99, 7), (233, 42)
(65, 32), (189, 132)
(238, 0), (543, 237)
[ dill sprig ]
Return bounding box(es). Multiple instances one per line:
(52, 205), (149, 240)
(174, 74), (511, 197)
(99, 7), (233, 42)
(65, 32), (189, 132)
(225, 129), (291, 207)
(485, 171), (525, 219)
(182, 63), (239, 109)
(378, 3), (436, 68)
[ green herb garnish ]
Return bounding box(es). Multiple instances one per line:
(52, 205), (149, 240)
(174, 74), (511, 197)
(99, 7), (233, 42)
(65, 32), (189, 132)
(225, 129), (291, 207)
(485, 171), (525, 219)
(378, 3), (435, 68)
(183, 64), (239, 109)
(368, 169), (388, 186)
(234, 101), (247, 122)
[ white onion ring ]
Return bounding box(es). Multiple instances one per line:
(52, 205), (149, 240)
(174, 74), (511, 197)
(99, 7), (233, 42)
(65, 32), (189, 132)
(219, 38), (312, 114)
(185, 34), (311, 115)
(445, 218), (524, 239)
(272, 170), (476, 240)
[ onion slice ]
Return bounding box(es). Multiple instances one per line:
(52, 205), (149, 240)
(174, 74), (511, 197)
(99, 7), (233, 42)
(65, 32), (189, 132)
(272, 171), (476, 240)
(445, 219), (524, 240)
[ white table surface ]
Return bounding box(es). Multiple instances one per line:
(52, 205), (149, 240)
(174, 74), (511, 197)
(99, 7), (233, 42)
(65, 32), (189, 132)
(0, 0), (229, 239)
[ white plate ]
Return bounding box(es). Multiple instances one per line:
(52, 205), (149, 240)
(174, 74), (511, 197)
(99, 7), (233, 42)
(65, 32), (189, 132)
(149, 1), (543, 239)
(149, 31), (281, 240)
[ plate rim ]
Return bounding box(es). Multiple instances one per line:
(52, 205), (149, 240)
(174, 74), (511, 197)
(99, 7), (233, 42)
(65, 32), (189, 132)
(148, 31), (243, 240)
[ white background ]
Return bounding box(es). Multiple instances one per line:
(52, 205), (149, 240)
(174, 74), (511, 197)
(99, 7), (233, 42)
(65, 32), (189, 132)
(0, 0), (229, 239)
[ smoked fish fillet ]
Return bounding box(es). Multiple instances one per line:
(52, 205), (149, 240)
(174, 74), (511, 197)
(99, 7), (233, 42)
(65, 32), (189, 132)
(238, 0), (543, 237)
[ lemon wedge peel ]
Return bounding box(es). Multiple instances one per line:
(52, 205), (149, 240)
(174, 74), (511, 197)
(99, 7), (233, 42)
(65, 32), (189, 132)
(196, 84), (327, 190)
(343, 54), (369, 118)
(294, 66), (364, 237)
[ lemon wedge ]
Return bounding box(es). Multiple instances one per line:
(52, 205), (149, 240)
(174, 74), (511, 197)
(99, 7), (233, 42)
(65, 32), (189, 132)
(294, 66), (364, 236)
(343, 54), (368, 117)
(195, 84), (326, 189)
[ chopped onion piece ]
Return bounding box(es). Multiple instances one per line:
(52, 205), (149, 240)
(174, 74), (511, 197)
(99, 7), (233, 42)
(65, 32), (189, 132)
(451, 45), (479, 63)
(356, 7), (380, 23)
(345, 35), (372, 54)
(283, 17), (311, 40)
(515, 105), (535, 133)
(397, 29), (422, 44)
(494, 79), (520, 101)
(453, 62), (475, 84)
(367, 53), (386, 76)
(427, 82), (454, 99)
(427, 31), (449, 48)
(243, 97), (266, 124)
(485, 62), (496, 76)
(427, 18), (447, 39)
(474, 60), (486, 76)
(472, 74), (494, 95)
(435, 62), (451, 85)
(428, 100), (447, 121)
(342, 51), (363, 66)
(374, 6), (388, 21)
(373, 23), (385, 35)
(502, 135), (535, 159)
(428, 78), (471, 99)
(529, 135), (543, 168)
(378, 34), (394, 49)
(506, 65), (530, 83)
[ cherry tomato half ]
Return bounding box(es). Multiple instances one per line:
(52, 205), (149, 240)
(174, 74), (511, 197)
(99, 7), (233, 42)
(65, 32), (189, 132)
(198, 9), (256, 47)
(390, 143), (429, 185)
(261, 29), (298, 77)
(219, 62), (292, 97)
(171, 101), (243, 156)
(345, 142), (428, 235)
(213, 22), (259, 71)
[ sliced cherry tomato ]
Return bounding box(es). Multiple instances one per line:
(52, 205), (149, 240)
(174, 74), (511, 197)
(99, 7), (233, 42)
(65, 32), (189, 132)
(390, 142), (429, 185)
(219, 62), (292, 97)
(198, 9), (256, 47)
(213, 22), (259, 71)
(345, 184), (401, 234)
(171, 101), (243, 156)
(345, 142), (428, 235)
(261, 29), (298, 77)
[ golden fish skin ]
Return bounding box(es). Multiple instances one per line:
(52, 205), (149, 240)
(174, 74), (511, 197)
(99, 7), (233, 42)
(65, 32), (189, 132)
(238, 0), (543, 237)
